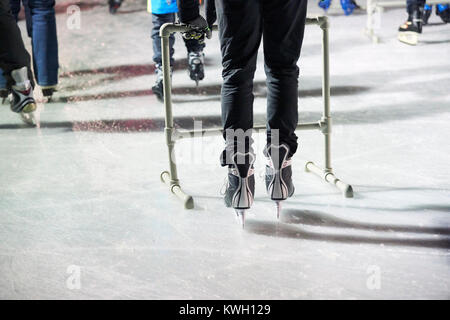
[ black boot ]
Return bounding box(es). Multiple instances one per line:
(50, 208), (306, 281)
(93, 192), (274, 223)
(264, 144), (295, 219)
(398, 6), (424, 45)
(187, 51), (205, 85)
(224, 152), (255, 228)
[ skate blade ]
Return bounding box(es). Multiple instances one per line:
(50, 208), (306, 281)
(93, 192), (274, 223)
(235, 209), (246, 229)
(398, 32), (418, 45)
(275, 201), (282, 220)
(20, 103), (39, 127)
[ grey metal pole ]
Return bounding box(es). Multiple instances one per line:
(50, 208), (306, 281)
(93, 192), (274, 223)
(320, 17), (332, 173)
(160, 23), (193, 209)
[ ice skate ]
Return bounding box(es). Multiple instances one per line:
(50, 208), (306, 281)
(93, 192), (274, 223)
(108, 0), (122, 14)
(223, 152), (255, 228)
(10, 67), (37, 126)
(151, 64), (169, 102)
(264, 144), (295, 219)
(41, 85), (57, 102)
(437, 4), (450, 23)
(398, 7), (423, 45)
(187, 51), (205, 86)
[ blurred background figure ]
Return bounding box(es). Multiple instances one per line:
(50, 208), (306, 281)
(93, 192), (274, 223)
(398, 0), (425, 45)
(423, 3), (450, 24)
(149, 0), (206, 101)
(398, 1), (450, 44)
(318, 0), (360, 15)
(108, 0), (123, 14)
(0, 0), (37, 125)
(0, 0), (59, 101)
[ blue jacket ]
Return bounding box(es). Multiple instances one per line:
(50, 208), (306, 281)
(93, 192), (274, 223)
(148, 0), (178, 14)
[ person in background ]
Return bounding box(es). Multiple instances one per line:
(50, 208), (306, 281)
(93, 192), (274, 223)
(108, 0), (123, 14)
(0, 0), (37, 125)
(0, 0), (59, 100)
(149, 0), (206, 101)
(318, 0), (361, 16)
(423, 3), (450, 24)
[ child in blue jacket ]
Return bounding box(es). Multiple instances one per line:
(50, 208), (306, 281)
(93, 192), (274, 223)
(149, 0), (206, 101)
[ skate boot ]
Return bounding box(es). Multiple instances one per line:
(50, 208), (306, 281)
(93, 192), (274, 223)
(423, 4), (432, 25)
(187, 51), (205, 86)
(10, 67), (37, 126)
(108, 0), (122, 14)
(224, 152), (255, 228)
(340, 0), (357, 15)
(318, 0), (332, 11)
(41, 85), (57, 101)
(264, 144), (295, 219)
(151, 64), (168, 102)
(437, 4), (450, 23)
(398, 6), (424, 45)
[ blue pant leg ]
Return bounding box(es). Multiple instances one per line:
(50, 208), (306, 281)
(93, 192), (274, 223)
(0, 70), (6, 89)
(27, 0), (58, 86)
(151, 13), (175, 66)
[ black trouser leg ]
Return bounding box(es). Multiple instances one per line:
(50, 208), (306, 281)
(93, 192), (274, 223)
(216, 0), (262, 166)
(184, 38), (205, 53)
(407, 0), (426, 16)
(263, 0), (307, 157)
(0, 0), (33, 87)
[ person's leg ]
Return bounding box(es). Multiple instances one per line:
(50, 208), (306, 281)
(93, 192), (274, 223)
(184, 37), (206, 83)
(151, 12), (175, 67)
(0, 0), (36, 121)
(184, 38), (205, 53)
(0, 0), (33, 86)
(216, 0), (263, 166)
(407, 0), (426, 17)
(27, 0), (58, 87)
(262, 0), (307, 158)
(151, 12), (176, 101)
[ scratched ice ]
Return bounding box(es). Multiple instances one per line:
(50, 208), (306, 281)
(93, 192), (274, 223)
(0, 0), (449, 299)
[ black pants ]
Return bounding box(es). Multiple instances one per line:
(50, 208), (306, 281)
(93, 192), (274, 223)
(407, 0), (425, 15)
(217, 0), (308, 166)
(0, 0), (33, 87)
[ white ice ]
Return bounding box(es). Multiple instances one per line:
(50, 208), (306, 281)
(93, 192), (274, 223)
(0, 0), (449, 299)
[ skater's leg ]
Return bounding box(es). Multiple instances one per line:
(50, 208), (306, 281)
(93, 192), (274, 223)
(399, 0), (425, 44)
(184, 38), (205, 83)
(407, 0), (426, 17)
(0, 0), (34, 87)
(27, 0), (59, 88)
(151, 12), (175, 67)
(216, 0), (262, 165)
(262, 0), (307, 158)
(151, 13), (175, 100)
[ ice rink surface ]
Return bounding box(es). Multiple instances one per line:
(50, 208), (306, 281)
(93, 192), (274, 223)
(0, 0), (449, 299)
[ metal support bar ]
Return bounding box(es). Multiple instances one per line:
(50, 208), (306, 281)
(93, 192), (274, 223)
(159, 16), (354, 210)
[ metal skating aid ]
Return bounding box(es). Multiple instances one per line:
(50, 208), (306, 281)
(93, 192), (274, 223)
(159, 17), (354, 212)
